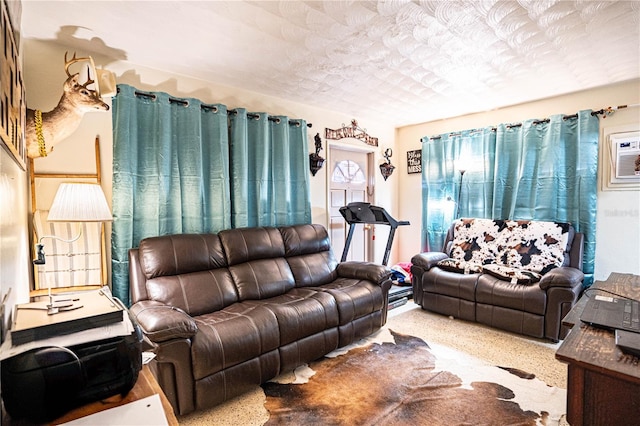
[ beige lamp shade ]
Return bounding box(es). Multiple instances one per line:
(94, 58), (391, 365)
(47, 183), (113, 222)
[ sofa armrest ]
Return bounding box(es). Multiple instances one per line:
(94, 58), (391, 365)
(130, 300), (198, 343)
(337, 261), (391, 285)
(411, 252), (449, 270)
(539, 266), (584, 290)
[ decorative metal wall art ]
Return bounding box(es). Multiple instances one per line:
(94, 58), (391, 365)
(380, 148), (395, 181)
(309, 133), (325, 176)
(325, 119), (378, 147)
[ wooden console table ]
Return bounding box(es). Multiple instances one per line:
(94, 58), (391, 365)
(2, 365), (178, 425)
(556, 272), (640, 426)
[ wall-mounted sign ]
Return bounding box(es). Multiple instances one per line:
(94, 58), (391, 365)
(325, 119), (378, 147)
(407, 149), (421, 174)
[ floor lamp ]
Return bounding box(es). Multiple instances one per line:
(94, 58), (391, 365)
(33, 183), (112, 312)
(455, 169), (466, 219)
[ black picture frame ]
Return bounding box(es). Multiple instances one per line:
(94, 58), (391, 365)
(0, 0), (26, 170)
(407, 149), (421, 174)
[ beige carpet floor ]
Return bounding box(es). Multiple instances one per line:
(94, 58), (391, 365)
(178, 302), (568, 425)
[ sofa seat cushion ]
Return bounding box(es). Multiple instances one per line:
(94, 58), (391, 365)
(191, 303), (280, 380)
(314, 278), (387, 325)
(247, 288), (340, 346)
(437, 258), (483, 274)
(482, 263), (542, 285)
(420, 268), (479, 302)
(475, 274), (546, 315)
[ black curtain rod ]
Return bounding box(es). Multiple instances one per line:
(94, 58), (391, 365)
(423, 104), (639, 142)
(428, 127), (497, 140)
(506, 114), (577, 129)
(132, 90), (220, 112)
(590, 104), (640, 116)
(129, 89), (311, 127)
(167, 97), (221, 113)
(428, 114), (579, 137)
(228, 109), (312, 128)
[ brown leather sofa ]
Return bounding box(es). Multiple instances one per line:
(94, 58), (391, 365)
(128, 224), (392, 415)
(411, 218), (584, 342)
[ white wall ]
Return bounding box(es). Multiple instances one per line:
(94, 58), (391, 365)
(396, 80), (640, 281)
(22, 39), (399, 289)
(0, 10), (31, 330)
(20, 39), (640, 294)
(0, 149), (31, 334)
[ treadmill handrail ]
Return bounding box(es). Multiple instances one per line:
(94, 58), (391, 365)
(338, 203), (409, 265)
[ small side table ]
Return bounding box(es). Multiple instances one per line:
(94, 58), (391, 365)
(555, 272), (640, 426)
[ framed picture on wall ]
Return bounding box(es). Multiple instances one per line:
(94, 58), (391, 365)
(0, 0), (26, 170)
(407, 149), (421, 174)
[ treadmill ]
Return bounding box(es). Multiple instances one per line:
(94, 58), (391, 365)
(338, 202), (411, 307)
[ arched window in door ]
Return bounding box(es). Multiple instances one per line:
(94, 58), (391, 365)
(332, 160), (366, 184)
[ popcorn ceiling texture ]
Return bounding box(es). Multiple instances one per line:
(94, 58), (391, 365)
(233, 0), (639, 125)
(21, 1), (640, 126)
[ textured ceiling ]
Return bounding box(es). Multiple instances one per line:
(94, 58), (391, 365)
(20, 0), (640, 127)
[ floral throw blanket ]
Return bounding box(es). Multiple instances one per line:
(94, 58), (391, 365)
(437, 218), (571, 284)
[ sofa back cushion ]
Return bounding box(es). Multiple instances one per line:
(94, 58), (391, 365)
(227, 258), (296, 300)
(219, 227), (295, 300)
(498, 220), (571, 274)
(280, 224), (339, 287)
(139, 234), (227, 278)
(219, 227), (285, 265)
(444, 218), (576, 279)
(449, 218), (505, 266)
(145, 270), (238, 316)
(138, 234), (238, 315)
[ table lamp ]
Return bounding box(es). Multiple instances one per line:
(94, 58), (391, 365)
(32, 183), (112, 313)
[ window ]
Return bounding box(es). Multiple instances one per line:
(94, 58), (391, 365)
(332, 160), (365, 184)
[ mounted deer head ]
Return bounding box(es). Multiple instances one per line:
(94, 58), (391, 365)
(25, 52), (110, 158)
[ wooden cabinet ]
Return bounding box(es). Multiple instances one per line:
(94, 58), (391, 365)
(556, 273), (640, 426)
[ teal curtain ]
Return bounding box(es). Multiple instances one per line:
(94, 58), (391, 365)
(111, 85), (311, 305)
(421, 127), (496, 251)
(492, 111), (599, 284)
(229, 109), (311, 227)
(111, 85), (230, 304)
(422, 110), (599, 285)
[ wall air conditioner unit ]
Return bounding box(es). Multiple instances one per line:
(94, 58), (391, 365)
(609, 131), (640, 184)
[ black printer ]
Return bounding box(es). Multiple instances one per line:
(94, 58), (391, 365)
(1, 299), (142, 423)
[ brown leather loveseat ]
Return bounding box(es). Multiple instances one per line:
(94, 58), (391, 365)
(128, 224), (392, 415)
(411, 218), (584, 342)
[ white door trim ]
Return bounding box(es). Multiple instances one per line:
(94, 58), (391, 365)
(327, 142), (376, 262)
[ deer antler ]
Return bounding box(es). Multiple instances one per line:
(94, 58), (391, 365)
(81, 65), (95, 88)
(64, 51), (92, 77)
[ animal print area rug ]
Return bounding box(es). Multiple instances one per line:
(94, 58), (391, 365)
(262, 329), (566, 426)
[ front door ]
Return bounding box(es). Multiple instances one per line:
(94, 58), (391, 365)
(329, 148), (372, 262)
